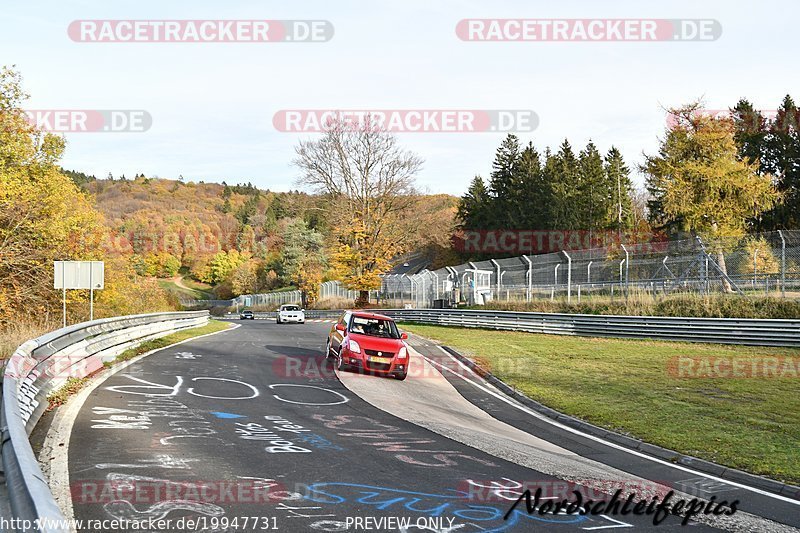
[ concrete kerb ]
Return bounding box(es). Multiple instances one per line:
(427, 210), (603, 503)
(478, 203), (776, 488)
(438, 345), (800, 501)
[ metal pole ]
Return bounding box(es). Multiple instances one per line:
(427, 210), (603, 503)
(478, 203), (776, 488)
(554, 264), (560, 288)
(562, 251), (572, 304)
(62, 262), (66, 328)
(753, 248), (758, 289)
(621, 244), (629, 298)
(523, 256), (532, 302)
(587, 260), (593, 284)
(778, 230), (786, 298)
(89, 262), (94, 321)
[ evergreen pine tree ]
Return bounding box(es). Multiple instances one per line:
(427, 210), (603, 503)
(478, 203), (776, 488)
(516, 142), (547, 229)
(604, 147), (635, 236)
(731, 99), (769, 169)
(546, 140), (580, 229)
(764, 95), (800, 228)
(488, 134), (521, 229)
(577, 141), (607, 233)
(457, 176), (493, 230)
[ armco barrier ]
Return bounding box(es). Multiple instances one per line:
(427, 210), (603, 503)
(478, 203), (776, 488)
(378, 309), (800, 347)
(0, 310), (209, 532)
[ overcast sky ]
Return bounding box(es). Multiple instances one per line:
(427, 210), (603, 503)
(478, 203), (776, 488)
(2, 0), (797, 196)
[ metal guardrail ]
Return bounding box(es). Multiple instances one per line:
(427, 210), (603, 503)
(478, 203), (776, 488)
(0, 310), (210, 532)
(379, 309), (800, 347)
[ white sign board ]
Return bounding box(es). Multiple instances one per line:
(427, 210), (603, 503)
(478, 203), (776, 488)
(54, 261), (104, 290)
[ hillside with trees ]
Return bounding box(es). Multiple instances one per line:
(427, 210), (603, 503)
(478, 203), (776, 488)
(71, 169), (458, 303)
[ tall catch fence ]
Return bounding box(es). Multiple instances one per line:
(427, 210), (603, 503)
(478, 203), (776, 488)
(379, 231), (800, 308)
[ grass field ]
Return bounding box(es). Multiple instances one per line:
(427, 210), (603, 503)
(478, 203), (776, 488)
(157, 276), (214, 300)
(400, 323), (800, 484)
(104, 319), (231, 366)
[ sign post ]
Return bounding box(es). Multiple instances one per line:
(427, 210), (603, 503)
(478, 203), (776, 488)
(54, 261), (105, 326)
(62, 264), (66, 328)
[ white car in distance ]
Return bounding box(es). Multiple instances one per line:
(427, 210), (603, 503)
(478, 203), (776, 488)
(276, 304), (305, 324)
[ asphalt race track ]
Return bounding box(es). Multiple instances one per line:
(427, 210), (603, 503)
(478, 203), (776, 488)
(64, 321), (798, 532)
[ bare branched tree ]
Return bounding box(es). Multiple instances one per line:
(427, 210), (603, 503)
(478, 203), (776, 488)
(294, 116), (423, 305)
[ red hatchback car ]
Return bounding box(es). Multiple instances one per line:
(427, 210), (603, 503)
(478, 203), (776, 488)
(326, 311), (409, 380)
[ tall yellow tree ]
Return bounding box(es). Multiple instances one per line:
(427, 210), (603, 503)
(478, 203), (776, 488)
(293, 116), (423, 306)
(644, 103), (780, 289)
(0, 67), (176, 324)
(0, 67), (103, 322)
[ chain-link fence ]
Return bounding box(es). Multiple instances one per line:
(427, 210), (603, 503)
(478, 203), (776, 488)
(232, 290), (303, 309)
(379, 231), (800, 308)
(319, 281), (360, 301)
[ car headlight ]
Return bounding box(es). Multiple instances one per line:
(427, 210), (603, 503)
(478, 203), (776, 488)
(397, 347), (408, 359)
(348, 340), (361, 353)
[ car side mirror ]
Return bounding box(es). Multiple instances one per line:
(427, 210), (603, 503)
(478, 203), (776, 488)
(335, 324), (346, 332)
(400, 332), (408, 340)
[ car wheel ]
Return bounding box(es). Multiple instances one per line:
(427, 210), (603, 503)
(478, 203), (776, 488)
(325, 339), (332, 359)
(336, 352), (350, 372)
(394, 372), (408, 381)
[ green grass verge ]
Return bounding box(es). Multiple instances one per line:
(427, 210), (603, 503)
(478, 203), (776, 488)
(103, 319), (231, 367)
(47, 377), (91, 409)
(46, 320), (231, 410)
(400, 323), (800, 485)
(479, 293), (800, 319)
(157, 279), (212, 300)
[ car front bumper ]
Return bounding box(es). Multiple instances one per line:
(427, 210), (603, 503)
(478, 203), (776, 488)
(342, 350), (406, 374)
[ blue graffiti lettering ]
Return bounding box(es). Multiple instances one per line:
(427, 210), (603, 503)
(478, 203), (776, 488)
(304, 483), (587, 532)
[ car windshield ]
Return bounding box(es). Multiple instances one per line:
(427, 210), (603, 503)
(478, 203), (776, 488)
(349, 316), (400, 339)
(282, 306), (300, 311)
